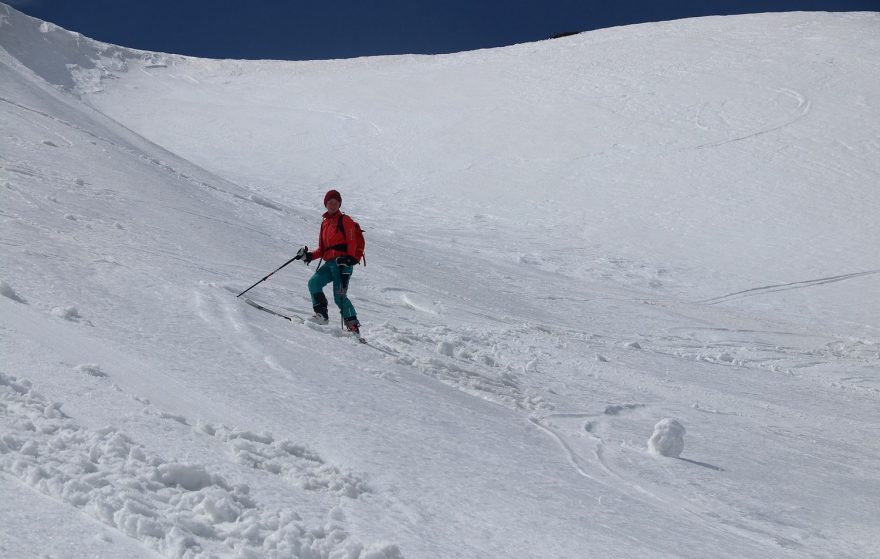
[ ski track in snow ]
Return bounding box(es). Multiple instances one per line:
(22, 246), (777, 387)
(700, 269), (880, 305)
(689, 86), (812, 150)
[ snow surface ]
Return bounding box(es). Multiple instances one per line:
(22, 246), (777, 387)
(2, 3), (880, 557)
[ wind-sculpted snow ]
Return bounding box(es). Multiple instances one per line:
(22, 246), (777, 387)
(0, 4), (163, 92)
(0, 373), (398, 558)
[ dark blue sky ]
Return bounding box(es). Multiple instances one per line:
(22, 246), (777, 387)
(7, 0), (879, 60)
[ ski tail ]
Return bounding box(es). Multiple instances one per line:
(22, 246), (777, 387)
(243, 298), (301, 322)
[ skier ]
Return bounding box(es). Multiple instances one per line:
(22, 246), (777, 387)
(300, 190), (361, 335)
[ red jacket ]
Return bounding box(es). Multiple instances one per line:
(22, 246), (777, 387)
(311, 211), (357, 262)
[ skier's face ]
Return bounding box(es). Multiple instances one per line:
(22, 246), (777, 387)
(325, 198), (340, 214)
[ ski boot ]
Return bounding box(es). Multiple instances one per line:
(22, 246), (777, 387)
(310, 304), (329, 325)
(344, 317), (360, 335)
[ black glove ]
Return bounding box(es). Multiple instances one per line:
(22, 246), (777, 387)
(294, 245), (313, 264)
(335, 255), (356, 267)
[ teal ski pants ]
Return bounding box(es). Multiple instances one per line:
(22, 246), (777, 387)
(308, 260), (357, 320)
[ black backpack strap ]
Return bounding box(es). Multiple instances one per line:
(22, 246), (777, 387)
(330, 213), (348, 252)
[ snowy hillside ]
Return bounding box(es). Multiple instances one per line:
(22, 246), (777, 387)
(2, 3), (880, 558)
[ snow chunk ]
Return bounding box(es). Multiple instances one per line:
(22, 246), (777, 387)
(0, 280), (26, 303)
(159, 411), (189, 425)
(363, 543), (405, 559)
(604, 403), (643, 416)
(157, 463), (218, 491)
(437, 341), (456, 357)
(75, 363), (107, 378)
(648, 418), (686, 458)
(249, 194), (283, 211)
(52, 305), (83, 321)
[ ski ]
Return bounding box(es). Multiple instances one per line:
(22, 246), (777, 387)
(243, 297), (370, 345)
(350, 331), (368, 344)
(243, 297), (302, 322)
(364, 340), (397, 357)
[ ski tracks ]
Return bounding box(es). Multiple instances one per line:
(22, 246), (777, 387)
(689, 85), (812, 150)
(365, 320), (554, 414)
(192, 286), (379, 498)
(699, 269), (880, 305)
(220, 284), (555, 415)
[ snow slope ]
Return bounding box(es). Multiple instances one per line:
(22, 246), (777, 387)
(2, 3), (880, 557)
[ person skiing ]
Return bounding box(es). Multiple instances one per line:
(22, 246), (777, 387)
(299, 190), (361, 334)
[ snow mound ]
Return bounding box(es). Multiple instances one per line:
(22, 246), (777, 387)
(0, 280), (26, 303)
(648, 418), (686, 458)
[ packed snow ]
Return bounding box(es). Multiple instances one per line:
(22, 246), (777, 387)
(648, 418), (686, 458)
(2, 3), (880, 558)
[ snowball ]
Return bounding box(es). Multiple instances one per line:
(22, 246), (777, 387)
(436, 341), (455, 357)
(648, 418), (686, 458)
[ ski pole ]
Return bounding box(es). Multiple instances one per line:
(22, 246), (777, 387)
(237, 246), (307, 298)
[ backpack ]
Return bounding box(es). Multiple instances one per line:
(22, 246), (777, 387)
(337, 213), (366, 266)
